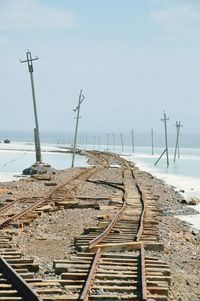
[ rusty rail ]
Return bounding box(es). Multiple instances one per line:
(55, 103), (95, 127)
(0, 256), (42, 301)
(88, 197), (126, 250)
(135, 179), (146, 242)
(0, 165), (105, 229)
(79, 248), (101, 301)
(140, 245), (147, 301)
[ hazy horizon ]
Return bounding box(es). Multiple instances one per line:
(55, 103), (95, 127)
(1, 0), (200, 134)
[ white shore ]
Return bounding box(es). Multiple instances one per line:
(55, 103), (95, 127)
(123, 154), (200, 231)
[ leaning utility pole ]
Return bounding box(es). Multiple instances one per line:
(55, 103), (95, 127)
(155, 112), (169, 167)
(174, 121), (182, 162)
(161, 112), (169, 167)
(98, 136), (101, 150)
(120, 134), (124, 153)
(71, 90), (85, 168)
(112, 133), (115, 152)
(20, 50), (42, 163)
(151, 128), (154, 156)
(106, 133), (110, 151)
(131, 130), (135, 154)
(85, 136), (88, 149)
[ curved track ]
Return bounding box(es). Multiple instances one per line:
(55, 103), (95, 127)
(0, 151), (170, 301)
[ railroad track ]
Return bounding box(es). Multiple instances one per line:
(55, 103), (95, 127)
(74, 158), (161, 251)
(0, 153), (109, 230)
(0, 151), (171, 300)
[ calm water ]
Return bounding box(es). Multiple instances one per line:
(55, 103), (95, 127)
(0, 134), (200, 230)
(0, 142), (88, 181)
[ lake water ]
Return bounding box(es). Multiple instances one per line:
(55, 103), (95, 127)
(0, 142), (88, 181)
(0, 134), (200, 230)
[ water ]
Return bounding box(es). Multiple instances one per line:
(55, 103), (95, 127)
(0, 142), (88, 182)
(1, 131), (200, 230)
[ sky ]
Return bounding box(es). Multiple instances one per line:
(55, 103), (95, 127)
(1, 0), (200, 135)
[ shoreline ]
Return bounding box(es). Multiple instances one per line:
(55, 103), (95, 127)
(123, 154), (200, 231)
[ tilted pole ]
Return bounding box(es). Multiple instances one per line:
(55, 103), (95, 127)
(154, 148), (166, 166)
(20, 51), (42, 163)
(106, 133), (110, 151)
(85, 136), (88, 149)
(131, 130), (135, 154)
(120, 133), (124, 153)
(71, 90), (85, 168)
(174, 121), (182, 162)
(98, 136), (101, 150)
(161, 111), (169, 167)
(151, 128), (154, 156)
(112, 133), (115, 152)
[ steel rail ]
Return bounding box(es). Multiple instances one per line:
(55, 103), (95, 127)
(0, 161), (107, 229)
(0, 198), (22, 214)
(87, 169), (126, 250)
(109, 155), (146, 242)
(87, 155), (147, 249)
(88, 196), (127, 250)
(0, 256), (42, 301)
(135, 175), (146, 242)
(141, 245), (147, 301)
(79, 248), (101, 301)
(116, 156), (146, 242)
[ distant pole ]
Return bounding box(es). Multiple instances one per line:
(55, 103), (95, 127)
(20, 50), (42, 163)
(161, 111), (169, 167)
(79, 136), (81, 148)
(112, 133), (115, 152)
(151, 128), (154, 156)
(131, 130), (135, 154)
(85, 136), (88, 149)
(98, 136), (101, 150)
(174, 121), (182, 162)
(93, 136), (96, 149)
(120, 134), (124, 153)
(71, 90), (85, 168)
(106, 133), (110, 151)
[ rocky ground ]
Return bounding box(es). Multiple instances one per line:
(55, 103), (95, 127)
(0, 153), (199, 300)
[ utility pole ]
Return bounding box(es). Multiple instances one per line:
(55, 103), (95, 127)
(82, 136), (85, 149)
(151, 128), (154, 156)
(20, 50), (42, 163)
(131, 130), (135, 154)
(155, 112), (170, 166)
(106, 133), (110, 151)
(161, 111), (169, 167)
(79, 136), (82, 148)
(112, 133), (115, 152)
(71, 90), (85, 168)
(174, 121), (182, 162)
(85, 136), (88, 149)
(98, 136), (101, 150)
(120, 134), (124, 153)
(93, 136), (96, 149)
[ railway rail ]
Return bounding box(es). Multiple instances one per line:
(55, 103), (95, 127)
(0, 150), (171, 300)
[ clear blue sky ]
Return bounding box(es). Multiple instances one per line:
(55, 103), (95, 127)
(0, 0), (200, 134)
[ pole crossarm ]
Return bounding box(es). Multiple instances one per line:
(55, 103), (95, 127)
(20, 51), (39, 73)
